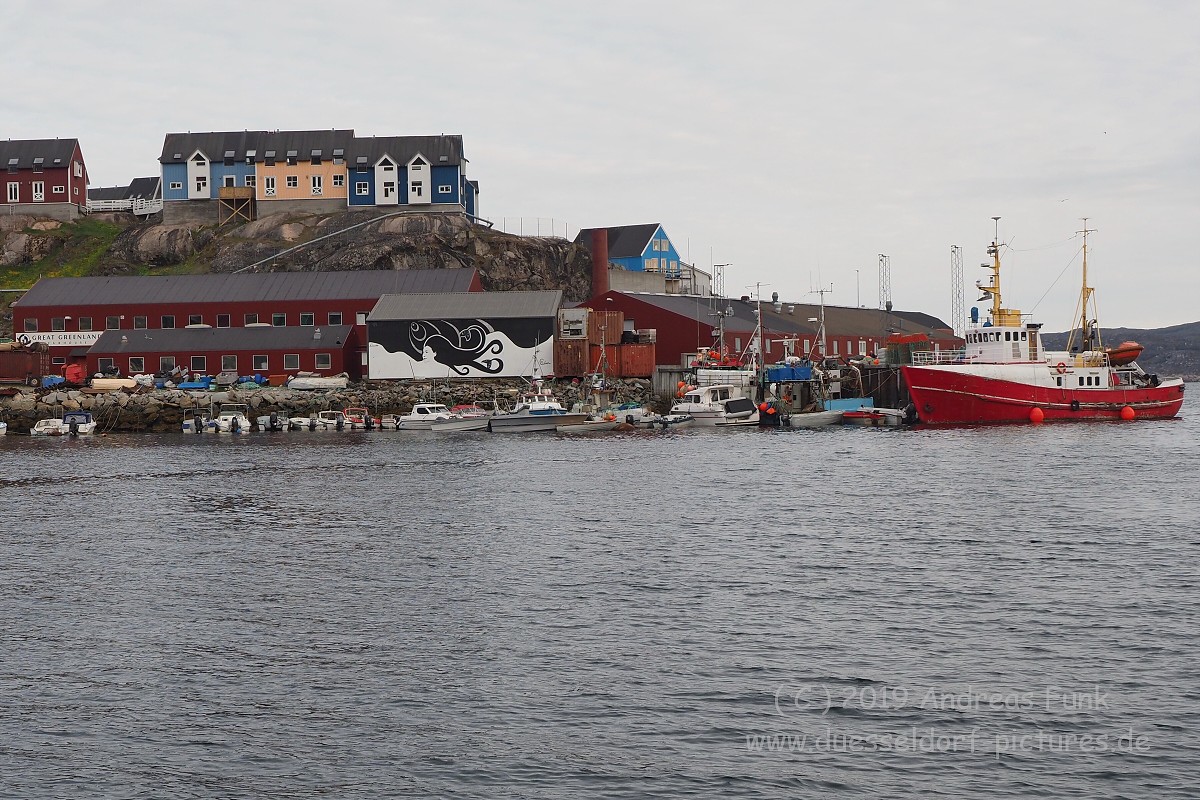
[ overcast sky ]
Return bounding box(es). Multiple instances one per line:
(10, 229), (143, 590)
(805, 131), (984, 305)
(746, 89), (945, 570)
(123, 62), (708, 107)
(5, 1), (1198, 328)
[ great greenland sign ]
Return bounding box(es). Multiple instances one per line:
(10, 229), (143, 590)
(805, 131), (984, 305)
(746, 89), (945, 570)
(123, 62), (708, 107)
(17, 332), (104, 348)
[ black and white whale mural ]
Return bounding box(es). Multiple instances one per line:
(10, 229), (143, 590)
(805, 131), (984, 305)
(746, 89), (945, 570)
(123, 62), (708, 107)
(368, 315), (555, 379)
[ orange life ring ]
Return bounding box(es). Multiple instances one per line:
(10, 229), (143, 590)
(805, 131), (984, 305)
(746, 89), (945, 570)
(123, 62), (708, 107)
(1055, 362), (1067, 374)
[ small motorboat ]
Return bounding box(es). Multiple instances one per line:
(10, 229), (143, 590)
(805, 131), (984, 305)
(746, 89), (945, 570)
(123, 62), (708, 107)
(429, 405), (493, 432)
(215, 403), (252, 433)
(342, 407), (378, 430)
(1106, 341), (1144, 366)
(255, 413), (288, 432)
(0, 419), (7, 436)
(396, 403), (454, 430)
(488, 384), (587, 433)
(287, 373), (350, 390)
(556, 417), (619, 433)
(31, 411), (97, 436)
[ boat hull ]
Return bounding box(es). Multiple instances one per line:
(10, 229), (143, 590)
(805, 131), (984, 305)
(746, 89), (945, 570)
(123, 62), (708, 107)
(489, 412), (588, 433)
(903, 365), (1185, 424)
(429, 417), (490, 432)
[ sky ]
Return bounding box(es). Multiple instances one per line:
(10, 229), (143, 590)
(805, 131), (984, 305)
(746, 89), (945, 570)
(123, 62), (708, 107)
(4, 0), (1198, 328)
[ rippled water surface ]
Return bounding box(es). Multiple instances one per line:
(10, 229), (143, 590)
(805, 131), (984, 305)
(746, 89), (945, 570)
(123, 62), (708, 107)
(2, 396), (1199, 798)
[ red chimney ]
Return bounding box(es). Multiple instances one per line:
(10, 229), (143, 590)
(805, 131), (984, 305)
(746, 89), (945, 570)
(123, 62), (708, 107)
(590, 228), (609, 296)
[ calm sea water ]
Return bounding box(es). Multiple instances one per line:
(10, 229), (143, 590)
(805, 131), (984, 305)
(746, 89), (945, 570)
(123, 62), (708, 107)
(2, 392), (1198, 798)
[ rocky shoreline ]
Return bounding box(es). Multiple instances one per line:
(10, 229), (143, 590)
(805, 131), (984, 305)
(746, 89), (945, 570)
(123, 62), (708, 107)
(0, 379), (658, 434)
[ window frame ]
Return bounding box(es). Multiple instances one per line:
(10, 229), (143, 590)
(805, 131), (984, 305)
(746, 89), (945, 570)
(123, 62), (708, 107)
(283, 353), (300, 370)
(221, 355), (237, 372)
(300, 312), (315, 327)
(252, 354), (269, 371)
(190, 355), (207, 373)
(314, 353), (332, 370)
(161, 315), (176, 329)
(133, 315), (148, 330)
(128, 357), (145, 374)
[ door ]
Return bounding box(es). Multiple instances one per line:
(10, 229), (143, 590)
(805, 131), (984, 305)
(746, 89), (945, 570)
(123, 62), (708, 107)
(32, 181), (44, 202)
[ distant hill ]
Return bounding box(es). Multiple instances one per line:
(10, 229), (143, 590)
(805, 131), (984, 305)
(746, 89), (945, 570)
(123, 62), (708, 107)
(1042, 321), (1200, 381)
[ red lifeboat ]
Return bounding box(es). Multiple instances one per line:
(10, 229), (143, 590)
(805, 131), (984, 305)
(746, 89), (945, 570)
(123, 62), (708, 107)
(1106, 341), (1144, 366)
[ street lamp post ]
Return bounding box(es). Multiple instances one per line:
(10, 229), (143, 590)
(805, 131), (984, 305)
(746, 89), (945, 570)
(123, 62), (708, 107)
(856, 269), (860, 308)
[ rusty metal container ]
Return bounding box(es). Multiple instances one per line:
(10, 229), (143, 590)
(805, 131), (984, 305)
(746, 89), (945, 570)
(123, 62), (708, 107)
(0, 349), (51, 384)
(587, 310), (624, 345)
(617, 342), (656, 378)
(589, 344), (621, 378)
(554, 339), (590, 377)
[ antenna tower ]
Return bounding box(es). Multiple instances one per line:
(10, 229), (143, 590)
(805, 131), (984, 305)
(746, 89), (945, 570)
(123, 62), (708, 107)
(877, 254), (891, 310)
(950, 245), (965, 337)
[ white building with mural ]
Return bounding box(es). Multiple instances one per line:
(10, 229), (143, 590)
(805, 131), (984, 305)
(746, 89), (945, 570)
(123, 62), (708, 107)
(367, 291), (562, 380)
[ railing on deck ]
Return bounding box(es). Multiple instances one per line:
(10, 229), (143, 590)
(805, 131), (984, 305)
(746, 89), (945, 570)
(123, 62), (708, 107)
(910, 349), (966, 365)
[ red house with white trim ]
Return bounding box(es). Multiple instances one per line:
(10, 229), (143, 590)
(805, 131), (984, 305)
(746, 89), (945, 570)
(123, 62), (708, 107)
(1, 138), (89, 221)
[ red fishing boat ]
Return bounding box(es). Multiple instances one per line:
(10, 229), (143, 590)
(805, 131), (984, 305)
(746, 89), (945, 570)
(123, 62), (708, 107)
(902, 219), (1184, 424)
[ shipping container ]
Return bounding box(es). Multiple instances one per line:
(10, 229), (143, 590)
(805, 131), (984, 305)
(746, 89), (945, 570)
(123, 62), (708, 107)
(587, 310), (624, 345)
(589, 344), (621, 378)
(617, 342), (655, 378)
(554, 338), (590, 377)
(558, 307), (588, 338)
(0, 347), (52, 384)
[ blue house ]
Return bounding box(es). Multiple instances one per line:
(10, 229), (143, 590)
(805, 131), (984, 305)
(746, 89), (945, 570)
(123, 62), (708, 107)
(344, 135), (477, 217)
(574, 223), (681, 278)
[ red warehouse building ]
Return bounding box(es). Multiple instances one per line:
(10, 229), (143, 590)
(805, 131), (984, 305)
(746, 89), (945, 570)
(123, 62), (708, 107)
(86, 325), (357, 380)
(1, 138), (90, 221)
(12, 268), (482, 375)
(582, 291), (959, 367)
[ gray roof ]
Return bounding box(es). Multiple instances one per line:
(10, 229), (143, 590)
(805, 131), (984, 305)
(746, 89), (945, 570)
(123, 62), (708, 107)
(612, 292), (956, 339)
(159, 130), (465, 167)
(88, 325), (354, 354)
(346, 135), (465, 167)
(160, 130), (356, 164)
(0, 138), (81, 170)
(369, 290), (563, 321)
(575, 223), (662, 258)
(16, 269), (479, 308)
(87, 177), (160, 202)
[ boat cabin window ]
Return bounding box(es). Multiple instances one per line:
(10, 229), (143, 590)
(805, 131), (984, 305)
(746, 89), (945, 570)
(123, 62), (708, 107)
(1021, 332), (1027, 340)
(1056, 377), (1062, 387)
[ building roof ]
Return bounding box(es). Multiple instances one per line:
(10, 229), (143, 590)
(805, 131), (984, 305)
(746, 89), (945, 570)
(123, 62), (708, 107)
(16, 269), (480, 308)
(88, 324), (355, 354)
(87, 178), (161, 202)
(598, 291), (956, 339)
(369, 290), (563, 321)
(346, 135), (465, 167)
(0, 138), (80, 170)
(574, 224), (662, 258)
(159, 130), (466, 167)
(160, 130), (356, 164)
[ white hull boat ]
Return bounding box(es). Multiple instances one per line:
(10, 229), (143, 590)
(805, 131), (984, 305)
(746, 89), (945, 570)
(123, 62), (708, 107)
(31, 412), (97, 436)
(430, 416), (490, 432)
(781, 409), (844, 428)
(556, 418), (619, 433)
(396, 403), (453, 430)
(287, 373), (350, 390)
(671, 384), (757, 427)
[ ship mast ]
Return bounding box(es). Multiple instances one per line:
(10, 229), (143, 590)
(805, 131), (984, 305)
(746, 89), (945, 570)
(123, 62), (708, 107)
(979, 216), (1003, 322)
(1073, 219), (1099, 352)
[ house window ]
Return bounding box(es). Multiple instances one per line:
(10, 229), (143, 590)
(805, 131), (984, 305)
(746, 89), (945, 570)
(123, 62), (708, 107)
(161, 315), (175, 329)
(410, 182), (423, 197)
(263, 176), (276, 196)
(78, 317), (92, 331)
(438, 185), (452, 194)
(170, 181), (182, 190)
(52, 186), (65, 194)
(245, 175), (256, 188)
(32, 158), (44, 173)
(252, 355), (268, 371)
(245, 313), (259, 325)
(356, 182), (369, 195)
(286, 176), (298, 189)
(195, 176), (207, 193)
(23, 318), (37, 332)
(217, 314), (230, 328)
(97, 358), (115, 372)
(310, 151), (322, 166)
(74, 161), (83, 177)
(221, 355), (237, 372)
(299, 312), (315, 327)
(646, 258), (658, 272)
(332, 174), (344, 187)
(134, 315), (147, 329)
(188, 315), (202, 326)
(106, 316), (120, 330)
(310, 175), (322, 195)
(51, 317), (66, 331)
(315, 353), (331, 370)
(355, 312), (367, 325)
(51, 357), (67, 366)
(328, 312), (343, 325)
(283, 354), (300, 370)
(6, 183), (18, 202)
(159, 356), (176, 371)
(833, 340), (840, 355)
(190, 355), (207, 372)
(272, 313), (286, 327)
(129, 357), (144, 374)
(223, 175), (235, 188)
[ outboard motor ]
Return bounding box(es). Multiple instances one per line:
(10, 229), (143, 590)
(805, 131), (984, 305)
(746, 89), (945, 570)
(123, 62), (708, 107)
(365, 414), (375, 431)
(336, 416), (344, 431)
(68, 419), (79, 437)
(308, 416), (317, 431)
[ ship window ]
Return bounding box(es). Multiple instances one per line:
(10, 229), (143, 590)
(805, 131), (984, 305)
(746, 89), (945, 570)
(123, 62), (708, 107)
(1056, 377), (1062, 387)
(1021, 331), (1027, 340)
(1005, 332), (1011, 341)
(1078, 377), (1084, 386)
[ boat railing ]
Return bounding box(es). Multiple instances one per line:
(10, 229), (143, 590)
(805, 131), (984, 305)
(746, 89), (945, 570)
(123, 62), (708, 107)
(910, 349), (967, 366)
